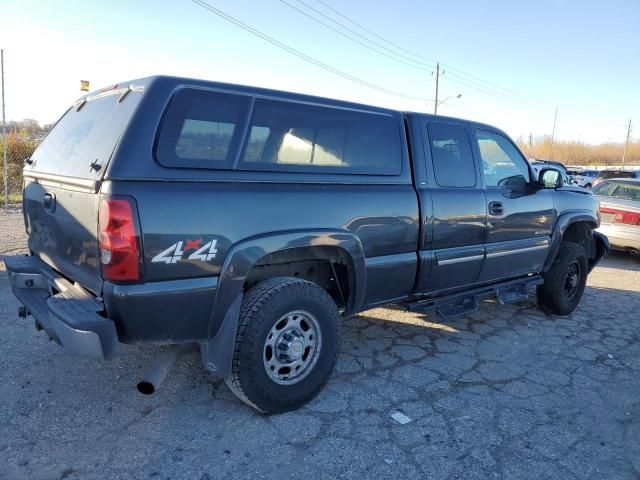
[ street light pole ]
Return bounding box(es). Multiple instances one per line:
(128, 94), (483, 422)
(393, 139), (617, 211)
(435, 94), (462, 110)
(433, 62), (440, 115)
(548, 106), (558, 161)
(622, 118), (632, 167)
(1, 49), (7, 208)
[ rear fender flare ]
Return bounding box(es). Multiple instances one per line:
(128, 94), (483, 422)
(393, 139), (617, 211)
(200, 229), (365, 377)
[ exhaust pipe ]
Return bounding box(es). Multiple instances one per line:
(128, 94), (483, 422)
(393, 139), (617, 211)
(628, 248), (639, 256)
(137, 344), (195, 395)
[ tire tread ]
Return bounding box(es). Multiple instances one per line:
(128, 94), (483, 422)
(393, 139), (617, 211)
(225, 277), (340, 413)
(537, 241), (587, 315)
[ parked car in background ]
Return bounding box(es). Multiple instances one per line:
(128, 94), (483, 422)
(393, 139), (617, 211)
(594, 179), (640, 255)
(531, 159), (568, 174)
(573, 169), (599, 188)
(592, 169), (640, 188)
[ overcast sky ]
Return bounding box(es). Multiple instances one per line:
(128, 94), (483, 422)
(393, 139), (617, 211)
(1, 0), (638, 144)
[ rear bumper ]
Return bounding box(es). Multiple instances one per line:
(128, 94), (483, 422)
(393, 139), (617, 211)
(596, 224), (640, 252)
(103, 276), (218, 343)
(5, 255), (119, 360)
(6, 255), (219, 356)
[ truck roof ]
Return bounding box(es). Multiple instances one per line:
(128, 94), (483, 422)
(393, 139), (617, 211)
(78, 75), (398, 115)
(78, 75), (498, 132)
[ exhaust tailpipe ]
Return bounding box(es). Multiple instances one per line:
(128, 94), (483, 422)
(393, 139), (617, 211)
(137, 344), (195, 395)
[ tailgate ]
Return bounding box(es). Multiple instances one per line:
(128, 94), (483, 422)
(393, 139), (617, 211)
(23, 179), (102, 293)
(22, 83), (144, 294)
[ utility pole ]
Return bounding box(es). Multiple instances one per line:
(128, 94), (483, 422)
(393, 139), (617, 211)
(548, 106), (558, 161)
(622, 118), (632, 167)
(529, 132), (533, 148)
(1, 49), (7, 208)
(433, 62), (440, 115)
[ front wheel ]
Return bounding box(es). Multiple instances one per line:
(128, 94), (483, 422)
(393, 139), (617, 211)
(225, 277), (341, 414)
(537, 242), (588, 315)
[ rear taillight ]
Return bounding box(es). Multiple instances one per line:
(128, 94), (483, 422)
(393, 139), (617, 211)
(98, 198), (141, 282)
(600, 207), (640, 225)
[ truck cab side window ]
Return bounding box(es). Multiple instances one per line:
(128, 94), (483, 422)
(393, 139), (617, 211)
(476, 130), (530, 188)
(239, 98), (401, 175)
(428, 123), (476, 187)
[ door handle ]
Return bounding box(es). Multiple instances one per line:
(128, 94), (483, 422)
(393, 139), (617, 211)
(488, 201), (503, 216)
(43, 192), (56, 213)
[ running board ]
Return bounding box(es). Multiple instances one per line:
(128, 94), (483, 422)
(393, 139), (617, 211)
(496, 284), (530, 305)
(405, 275), (543, 321)
(436, 298), (479, 320)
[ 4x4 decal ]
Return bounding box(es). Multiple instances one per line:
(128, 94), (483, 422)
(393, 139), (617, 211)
(151, 239), (218, 264)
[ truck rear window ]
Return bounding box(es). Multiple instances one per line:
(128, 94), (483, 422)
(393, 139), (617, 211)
(28, 88), (141, 179)
(155, 88), (402, 175)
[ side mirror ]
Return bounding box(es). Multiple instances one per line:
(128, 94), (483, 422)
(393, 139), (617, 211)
(538, 168), (563, 188)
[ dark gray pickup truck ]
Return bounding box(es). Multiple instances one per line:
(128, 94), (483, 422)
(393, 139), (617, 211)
(5, 76), (608, 413)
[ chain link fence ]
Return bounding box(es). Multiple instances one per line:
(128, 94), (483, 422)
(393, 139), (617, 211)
(0, 133), (39, 206)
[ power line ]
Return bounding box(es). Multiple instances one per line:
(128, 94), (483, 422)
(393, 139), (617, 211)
(278, 0), (432, 72)
(285, 0), (550, 109)
(300, 0), (549, 111)
(283, 0), (539, 111)
(190, 0), (428, 102)
(441, 63), (552, 107)
(311, 0), (552, 107)
(315, 0), (437, 64)
(445, 73), (547, 109)
(293, 0), (435, 69)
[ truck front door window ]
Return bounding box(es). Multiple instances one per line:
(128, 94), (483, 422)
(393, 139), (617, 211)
(477, 131), (530, 188)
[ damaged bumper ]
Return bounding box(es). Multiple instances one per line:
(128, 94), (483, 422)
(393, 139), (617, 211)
(4, 255), (119, 360)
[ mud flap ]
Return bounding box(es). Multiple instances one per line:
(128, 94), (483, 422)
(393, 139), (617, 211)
(589, 231), (610, 272)
(199, 293), (243, 378)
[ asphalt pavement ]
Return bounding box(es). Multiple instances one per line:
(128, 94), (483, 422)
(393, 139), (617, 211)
(1, 206), (639, 479)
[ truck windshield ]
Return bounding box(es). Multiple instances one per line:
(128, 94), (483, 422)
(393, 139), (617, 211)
(27, 88), (142, 179)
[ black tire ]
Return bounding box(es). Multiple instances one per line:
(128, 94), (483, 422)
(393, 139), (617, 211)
(585, 183), (592, 189)
(537, 242), (588, 315)
(225, 277), (341, 414)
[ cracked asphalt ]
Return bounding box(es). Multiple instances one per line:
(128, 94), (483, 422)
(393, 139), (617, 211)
(1, 206), (639, 479)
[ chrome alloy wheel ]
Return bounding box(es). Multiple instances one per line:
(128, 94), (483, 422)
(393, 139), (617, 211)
(263, 310), (322, 385)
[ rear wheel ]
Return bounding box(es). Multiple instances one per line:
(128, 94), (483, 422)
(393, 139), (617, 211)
(225, 277), (341, 414)
(537, 242), (588, 315)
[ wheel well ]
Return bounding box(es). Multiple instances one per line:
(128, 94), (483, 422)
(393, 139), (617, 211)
(243, 246), (353, 313)
(562, 221), (594, 255)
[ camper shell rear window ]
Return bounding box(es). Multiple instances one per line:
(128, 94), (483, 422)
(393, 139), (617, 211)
(28, 87), (142, 179)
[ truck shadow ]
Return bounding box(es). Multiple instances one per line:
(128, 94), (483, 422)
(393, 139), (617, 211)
(596, 249), (640, 271)
(340, 279), (639, 363)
